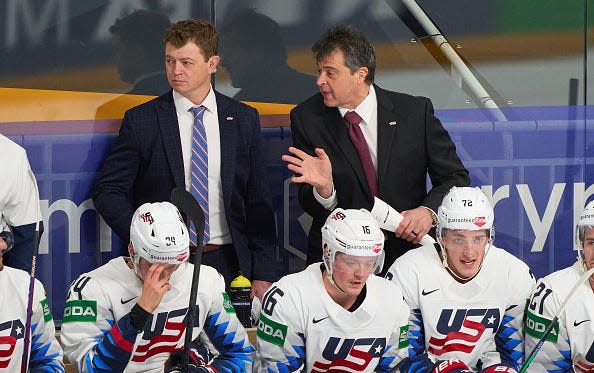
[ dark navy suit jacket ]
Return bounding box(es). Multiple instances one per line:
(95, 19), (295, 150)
(93, 90), (277, 281)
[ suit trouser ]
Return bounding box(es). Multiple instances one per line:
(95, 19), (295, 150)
(190, 243), (240, 289)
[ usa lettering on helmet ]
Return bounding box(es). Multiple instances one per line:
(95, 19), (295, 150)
(140, 212), (154, 224)
(331, 211), (347, 221)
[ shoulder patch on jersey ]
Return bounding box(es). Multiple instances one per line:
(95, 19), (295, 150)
(525, 310), (558, 343)
(257, 313), (287, 347)
(63, 299), (98, 323)
(40, 298), (53, 322)
(398, 325), (409, 348)
(222, 292), (236, 313)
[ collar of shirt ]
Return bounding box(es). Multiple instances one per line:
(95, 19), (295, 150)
(172, 87), (217, 116)
(338, 84), (377, 126)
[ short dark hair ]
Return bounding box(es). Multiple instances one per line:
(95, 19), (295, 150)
(312, 24), (375, 84)
(109, 9), (171, 61)
(165, 19), (218, 61)
(219, 8), (287, 64)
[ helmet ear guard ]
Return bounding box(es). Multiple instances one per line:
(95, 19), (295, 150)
(129, 202), (190, 275)
(321, 208), (385, 282)
(575, 200), (594, 270)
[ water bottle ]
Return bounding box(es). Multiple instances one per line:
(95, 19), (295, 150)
(229, 273), (252, 327)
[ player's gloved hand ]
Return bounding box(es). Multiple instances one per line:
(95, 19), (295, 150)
(482, 365), (517, 373)
(189, 340), (211, 364)
(164, 348), (214, 373)
(0, 223), (14, 253)
(432, 359), (473, 373)
(395, 354), (435, 372)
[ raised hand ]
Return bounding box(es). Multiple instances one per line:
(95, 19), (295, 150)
(282, 146), (333, 198)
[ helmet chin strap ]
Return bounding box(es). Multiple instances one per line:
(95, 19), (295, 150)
(128, 251), (143, 279)
(576, 237), (594, 288)
(327, 271), (348, 294)
(440, 241), (492, 283)
(323, 257), (348, 295)
(576, 244), (588, 273)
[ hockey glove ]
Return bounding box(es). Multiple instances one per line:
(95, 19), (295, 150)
(164, 348), (215, 373)
(432, 359), (473, 373)
(0, 223), (14, 253)
(396, 354), (436, 372)
(481, 365), (517, 373)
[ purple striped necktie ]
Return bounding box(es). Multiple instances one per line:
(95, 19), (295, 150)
(189, 106), (209, 246)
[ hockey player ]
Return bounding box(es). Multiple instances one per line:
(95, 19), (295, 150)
(386, 186), (535, 373)
(0, 134), (43, 272)
(524, 201), (594, 372)
(60, 202), (254, 372)
(256, 208), (411, 372)
(0, 218), (65, 372)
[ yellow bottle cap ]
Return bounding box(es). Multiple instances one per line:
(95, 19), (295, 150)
(230, 274), (251, 288)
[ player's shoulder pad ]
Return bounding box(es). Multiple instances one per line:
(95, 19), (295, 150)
(370, 275), (407, 307)
(388, 245), (433, 280)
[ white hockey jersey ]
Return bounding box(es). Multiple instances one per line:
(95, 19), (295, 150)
(386, 244), (535, 372)
(0, 265), (64, 372)
(0, 134), (40, 227)
(60, 257), (254, 373)
(256, 263), (411, 372)
(524, 260), (594, 372)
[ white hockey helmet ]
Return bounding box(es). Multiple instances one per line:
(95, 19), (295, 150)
(321, 208), (385, 278)
(575, 200), (594, 267)
(130, 202), (190, 268)
(437, 187), (494, 280)
(437, 186), (494, 240)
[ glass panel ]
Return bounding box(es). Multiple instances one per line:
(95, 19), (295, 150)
(580, 0), (594, 106)
(1, 0), (592, 324)
(0, 1), (211, 95)
(214, 0), (592, 279)
(0, 1), (215, 325)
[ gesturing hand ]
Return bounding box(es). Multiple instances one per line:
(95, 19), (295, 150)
(282, 146), (333, 198)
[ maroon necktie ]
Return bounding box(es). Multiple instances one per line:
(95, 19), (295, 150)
(344, 111), (378, 198)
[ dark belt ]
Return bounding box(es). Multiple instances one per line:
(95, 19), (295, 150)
(189, 244), (225, 253)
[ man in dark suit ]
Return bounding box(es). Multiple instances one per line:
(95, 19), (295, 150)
(93, 19), (277, 299)
(282, 25), (469, 272)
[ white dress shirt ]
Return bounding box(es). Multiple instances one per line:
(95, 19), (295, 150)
(173, 88), (231, 244)
(314, 85), (378, 210)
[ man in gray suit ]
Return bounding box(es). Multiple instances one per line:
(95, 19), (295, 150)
(283, 25), (469, 273)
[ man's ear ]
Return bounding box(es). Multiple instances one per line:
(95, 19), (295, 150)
(208, 55), (221, 73)
(357, 66), (369, 83)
